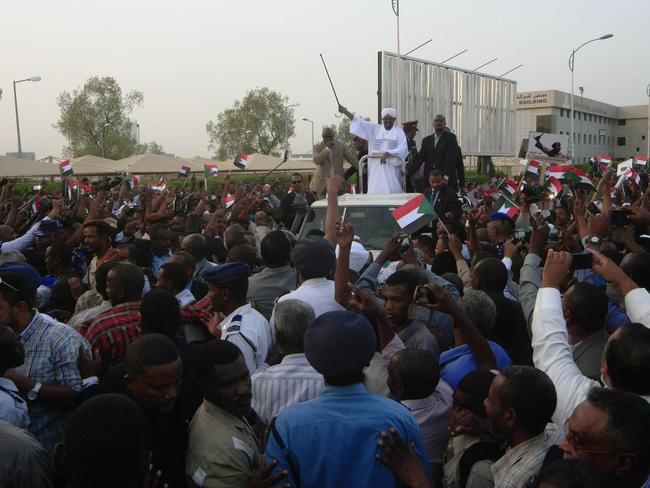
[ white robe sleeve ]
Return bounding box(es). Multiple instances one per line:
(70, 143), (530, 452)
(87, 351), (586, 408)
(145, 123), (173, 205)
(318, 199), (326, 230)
(350, 115), (379, 142)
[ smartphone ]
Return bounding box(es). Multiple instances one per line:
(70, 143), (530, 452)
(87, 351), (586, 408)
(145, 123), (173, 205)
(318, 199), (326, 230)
(398, 234), (411, 255)
(32, 185), (42, 191)
(587, 202), (601, 216)
(571, 252), (594, 270)
(611, 209), (630, 227)
(413, 285), (437, 306)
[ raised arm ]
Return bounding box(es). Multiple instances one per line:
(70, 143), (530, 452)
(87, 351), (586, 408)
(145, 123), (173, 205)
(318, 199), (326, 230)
(324, 175), (345, 245)
(427, 284), (496, 371)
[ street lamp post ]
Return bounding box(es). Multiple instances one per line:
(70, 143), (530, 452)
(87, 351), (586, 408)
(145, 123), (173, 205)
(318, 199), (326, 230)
(578, 86), (584, 163)
(302, 118), (315, 152)
(646, 84), (650, 159)
(568, 34), (613, 159)
(284, 103), (300, 150)
(101, 123), (111, 158)
(12, 75), (41, 158)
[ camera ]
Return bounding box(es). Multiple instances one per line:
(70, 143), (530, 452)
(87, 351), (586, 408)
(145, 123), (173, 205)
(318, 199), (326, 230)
(398, 234), (411, 256)
(413, 285), (437, 306)
(611, 209), (631, 227)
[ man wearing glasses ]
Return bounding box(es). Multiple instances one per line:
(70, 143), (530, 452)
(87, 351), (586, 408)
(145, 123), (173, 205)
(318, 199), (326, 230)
(310, 127), (357, 199)
(280, 174), (314, 233)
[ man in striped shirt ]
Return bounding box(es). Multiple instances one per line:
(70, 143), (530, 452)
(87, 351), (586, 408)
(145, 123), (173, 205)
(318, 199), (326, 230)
(252, 299), (320, 425)
(82, 263), (144, 377)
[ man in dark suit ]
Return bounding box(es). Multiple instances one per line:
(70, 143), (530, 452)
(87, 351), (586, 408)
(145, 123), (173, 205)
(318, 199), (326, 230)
(424, 170), (462, 224)
(409, 115), (463, 193)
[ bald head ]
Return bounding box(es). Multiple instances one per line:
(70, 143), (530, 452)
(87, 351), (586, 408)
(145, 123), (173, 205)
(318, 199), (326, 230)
(181, 233), (208, 261)
(0, 225), (14, 242)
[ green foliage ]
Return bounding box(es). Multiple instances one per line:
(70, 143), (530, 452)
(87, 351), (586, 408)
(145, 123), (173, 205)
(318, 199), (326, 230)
(136, 141), (165, 155)
(206, 87), (294, 159)
(54, 76), (143, 159)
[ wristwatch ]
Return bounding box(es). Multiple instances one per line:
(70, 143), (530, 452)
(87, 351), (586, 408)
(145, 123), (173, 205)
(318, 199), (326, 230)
(27, 382), (42, 401)
(582, 235), (601, 248)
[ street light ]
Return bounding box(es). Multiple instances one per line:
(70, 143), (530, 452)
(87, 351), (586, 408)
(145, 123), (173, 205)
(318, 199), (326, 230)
(578, 87), (584, 162)
(284, 103), (300, 150)
(101, 123), (111, 157)
(568, 34), (613, 158)
(12, 75), (42, 158)
(302, 118), (315, 152)
(646, 84), (650, 159)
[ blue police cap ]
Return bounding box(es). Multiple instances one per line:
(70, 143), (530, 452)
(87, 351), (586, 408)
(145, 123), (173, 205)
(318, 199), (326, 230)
(304, 310), (376, 377)
(201, 262), (251, 284)
(291, 237), (336, 278)
(489, 212), (516, 228)
(0, 262), (42, 292)
(35, 219), (61, 237)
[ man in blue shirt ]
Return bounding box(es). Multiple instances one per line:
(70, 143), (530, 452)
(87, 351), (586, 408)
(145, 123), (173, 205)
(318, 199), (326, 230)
(265, 310), (431, 487)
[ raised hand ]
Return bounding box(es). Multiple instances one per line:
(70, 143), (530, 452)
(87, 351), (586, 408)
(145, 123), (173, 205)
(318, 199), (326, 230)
(335, 220), (354, 249)
(245, 460), (289, 488)
(541, 250), (572, 290)
(376, 428), (431, 488)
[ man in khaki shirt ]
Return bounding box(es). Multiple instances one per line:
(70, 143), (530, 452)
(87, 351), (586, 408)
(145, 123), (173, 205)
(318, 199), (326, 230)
(310, 127), (357, 198)
(186, 340), (286, 488)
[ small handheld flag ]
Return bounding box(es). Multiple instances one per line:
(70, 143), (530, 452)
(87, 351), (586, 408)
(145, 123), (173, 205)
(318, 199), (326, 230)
(124, 174), (139, 190)
(634, 156), (647, 170)
(547, 165), (574, 181)
(546, 176), (563, 196)
(234, 153), (249, 169)
(391, 194), (438, 235)
(204, 164), (219, 177)
(565, 167), (595, 190)
(148, 176), (167, 192)
(59, 159), (73, 176)
(523, 159), (541, 176)
(617, 159), (634, 176)
(178, 165), (191, 177)
(223, 194), (235, 208)
(497, 177), (518, 196)
(495, 196), (520, 219)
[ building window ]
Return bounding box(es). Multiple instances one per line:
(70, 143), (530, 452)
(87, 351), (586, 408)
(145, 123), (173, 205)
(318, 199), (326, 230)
(637, 147), (641, 152)
(560, 109), (564, 117)
(617, 137), (626, 146)
(588, 134), (592, 144)
(618, 119), (627, 126)
(643, 135), (647, 140)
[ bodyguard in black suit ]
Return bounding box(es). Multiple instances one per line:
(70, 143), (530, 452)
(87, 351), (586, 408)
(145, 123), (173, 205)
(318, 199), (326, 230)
(423, 170), (462, 223)
(409, 115), (463, 192)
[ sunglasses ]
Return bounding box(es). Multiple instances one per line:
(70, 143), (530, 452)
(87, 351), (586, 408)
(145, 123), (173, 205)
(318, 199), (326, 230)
(0, 277), (18, 292)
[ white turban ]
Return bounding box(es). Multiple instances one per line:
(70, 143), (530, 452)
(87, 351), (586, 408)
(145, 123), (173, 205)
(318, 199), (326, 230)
(381, 108), (397, 119)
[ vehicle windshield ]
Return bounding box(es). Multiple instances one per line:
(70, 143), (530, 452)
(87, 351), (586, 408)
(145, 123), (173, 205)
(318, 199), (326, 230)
(300, 206), (402, 250)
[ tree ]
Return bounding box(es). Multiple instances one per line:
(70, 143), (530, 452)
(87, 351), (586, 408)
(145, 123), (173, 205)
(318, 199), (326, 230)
(54, 76), (143, 159)
(136, 141), (165, 155)
(206, 87), (295, 159)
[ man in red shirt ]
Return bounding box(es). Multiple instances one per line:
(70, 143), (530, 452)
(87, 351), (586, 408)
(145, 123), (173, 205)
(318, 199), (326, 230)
(82, 263), (144, 376)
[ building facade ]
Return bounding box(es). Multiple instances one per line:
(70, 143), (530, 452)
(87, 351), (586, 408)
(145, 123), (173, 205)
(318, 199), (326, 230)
(516, 89), (648, 163)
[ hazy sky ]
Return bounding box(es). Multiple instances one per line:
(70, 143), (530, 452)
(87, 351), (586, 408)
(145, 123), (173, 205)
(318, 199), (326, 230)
(2, 0), (649, 159)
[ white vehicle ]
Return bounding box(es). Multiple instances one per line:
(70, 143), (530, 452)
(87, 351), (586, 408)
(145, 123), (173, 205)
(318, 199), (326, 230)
(298, 193), (422, 251)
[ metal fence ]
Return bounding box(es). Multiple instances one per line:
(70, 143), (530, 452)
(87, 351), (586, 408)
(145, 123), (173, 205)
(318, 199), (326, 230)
(378, 51), (517, 157)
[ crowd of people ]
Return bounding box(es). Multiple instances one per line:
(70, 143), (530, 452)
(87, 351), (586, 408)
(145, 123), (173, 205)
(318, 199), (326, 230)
(0, 120), (649, 488)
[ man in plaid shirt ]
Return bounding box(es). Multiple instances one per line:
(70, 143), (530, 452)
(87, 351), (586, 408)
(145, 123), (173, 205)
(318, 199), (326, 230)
(82, 263), (144, 377)
(0, 268), (89, 455)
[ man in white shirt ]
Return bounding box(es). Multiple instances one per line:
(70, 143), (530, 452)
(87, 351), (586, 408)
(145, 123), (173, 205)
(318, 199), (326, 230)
(387, 348), (453, 484)
(531, 249), (650, 425)
(339, 104), (408, 193)
(273, 237), (343, 322)
(252, 299), (321, 425)
(203, 262), (272, 374)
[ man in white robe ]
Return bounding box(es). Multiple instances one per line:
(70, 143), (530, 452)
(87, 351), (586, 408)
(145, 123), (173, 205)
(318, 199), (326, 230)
(339, 105), (408, 194)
